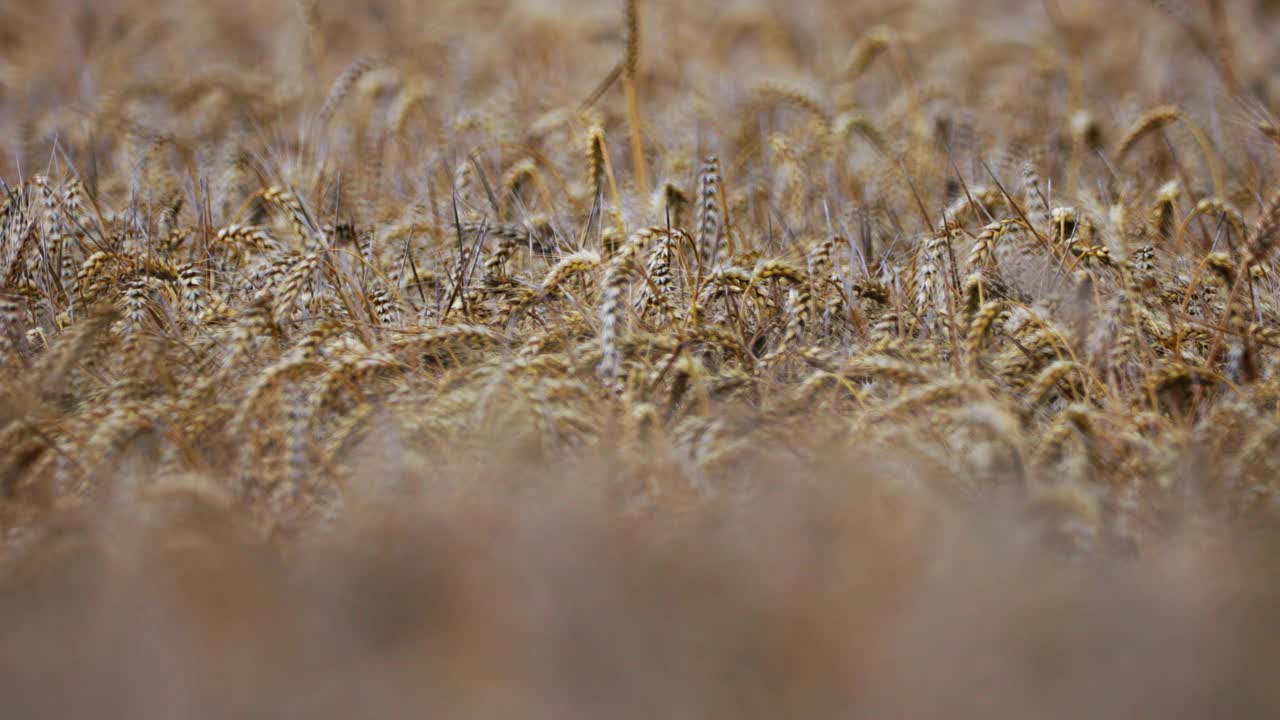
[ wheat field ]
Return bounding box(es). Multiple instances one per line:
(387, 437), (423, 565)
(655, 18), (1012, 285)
(3, 0), (1280, 717)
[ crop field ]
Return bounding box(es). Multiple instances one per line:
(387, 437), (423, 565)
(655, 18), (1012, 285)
(3, 0), (1280, 716)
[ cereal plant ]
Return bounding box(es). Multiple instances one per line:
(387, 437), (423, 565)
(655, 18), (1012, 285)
(2, 0), (1280, 716)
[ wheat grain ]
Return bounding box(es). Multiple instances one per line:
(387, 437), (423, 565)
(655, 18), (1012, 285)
(1116, 105), (1180, 160)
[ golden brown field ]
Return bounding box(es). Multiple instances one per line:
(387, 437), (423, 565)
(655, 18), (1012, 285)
(3, 0), (1280, 716)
